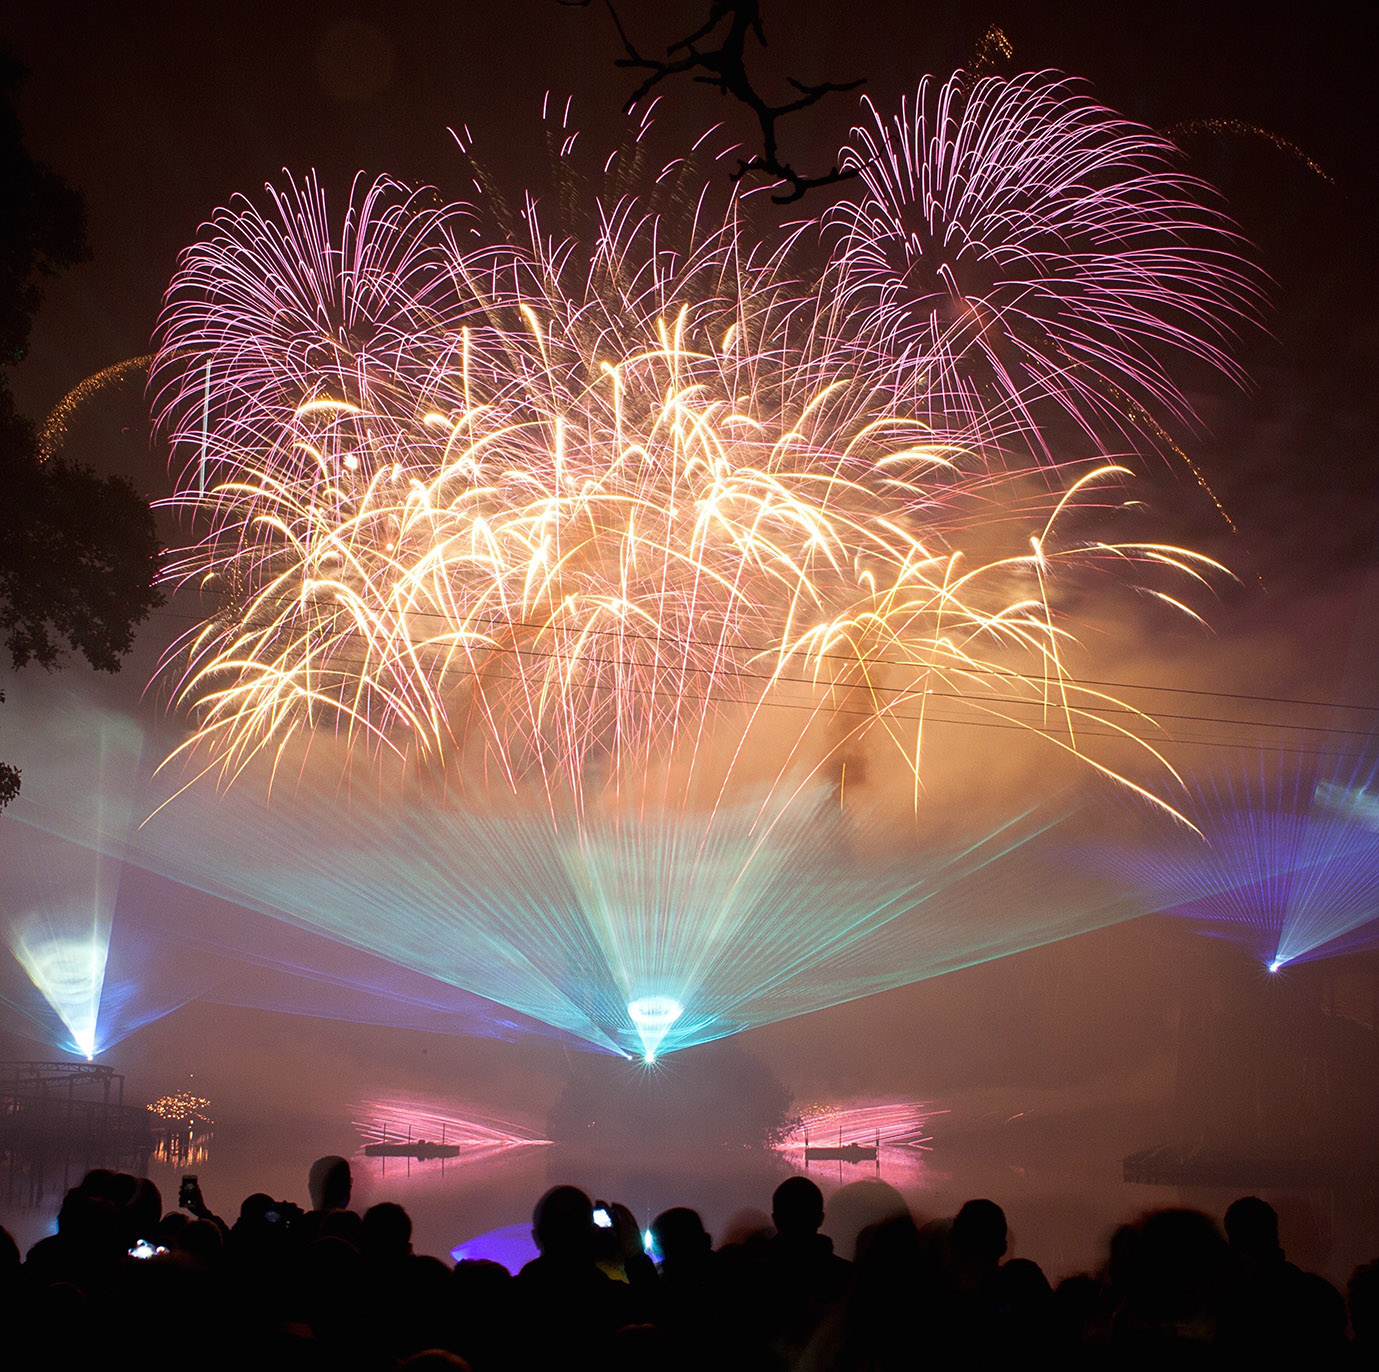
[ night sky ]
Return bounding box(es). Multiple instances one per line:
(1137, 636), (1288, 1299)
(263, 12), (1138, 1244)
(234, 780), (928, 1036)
(8, 0), (1378, 585)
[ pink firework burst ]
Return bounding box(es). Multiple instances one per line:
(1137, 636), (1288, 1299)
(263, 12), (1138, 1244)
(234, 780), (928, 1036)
(151, 170), (508, 501)
(825, 71), (1265, 455)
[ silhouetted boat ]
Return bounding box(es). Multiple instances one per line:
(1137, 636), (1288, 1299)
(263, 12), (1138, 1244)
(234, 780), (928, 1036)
(363, 1139), (460, 1159)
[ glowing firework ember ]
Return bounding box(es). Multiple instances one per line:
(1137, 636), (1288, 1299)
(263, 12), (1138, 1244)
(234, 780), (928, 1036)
(148, 1090), (213, 1125)
(132, 79), (1259, 1055)
(38, 355), (155, 462)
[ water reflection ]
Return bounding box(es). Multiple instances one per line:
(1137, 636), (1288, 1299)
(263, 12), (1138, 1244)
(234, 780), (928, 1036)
(6, 1071), (1374, 1295)
(150, 1126), (213, 1167)
(0, 1061), (151, 1215)
(778, 1099), (937, 1185)
(146, 1089), (213, 1166)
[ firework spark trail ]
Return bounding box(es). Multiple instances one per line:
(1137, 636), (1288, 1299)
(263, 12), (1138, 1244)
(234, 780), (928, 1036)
(352, 1094), (551, 1160)
(825, 71), (1264, 455)
(133, 81), (1263, 1054)
(152, 166), (1231, 823)
(781, 1100), (936, 1149)
(151, 171), (518, 529)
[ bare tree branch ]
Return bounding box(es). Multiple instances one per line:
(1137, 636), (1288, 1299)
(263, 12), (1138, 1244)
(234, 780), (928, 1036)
(598, 0), (864, 203)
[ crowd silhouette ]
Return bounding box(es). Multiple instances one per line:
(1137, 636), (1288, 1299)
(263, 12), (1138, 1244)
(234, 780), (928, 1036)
(2, 1160), (1373, 1369)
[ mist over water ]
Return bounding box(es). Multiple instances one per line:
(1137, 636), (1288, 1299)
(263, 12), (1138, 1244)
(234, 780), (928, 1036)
(4, 913), (1376, 1289)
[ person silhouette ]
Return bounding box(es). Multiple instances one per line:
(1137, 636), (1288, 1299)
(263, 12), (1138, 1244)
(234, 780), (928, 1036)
(513, 1185), (634, 1371)
(308, 1155), (353, 1213)
(752, 1176), (852, 1362)
(1219, 1196), (1345, 1361)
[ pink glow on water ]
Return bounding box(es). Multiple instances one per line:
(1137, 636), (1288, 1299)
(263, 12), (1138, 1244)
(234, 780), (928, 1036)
(780, 1100), (938, 1150)
(352, 1093), (551, 1164)
(777, 1100), (940, 1185)
(788, 1097), (937, 1152)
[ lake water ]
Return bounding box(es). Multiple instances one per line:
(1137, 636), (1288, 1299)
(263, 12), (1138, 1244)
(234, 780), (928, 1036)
(4, 929), (1376, 1292)
(4, 1072), (1369, 1293)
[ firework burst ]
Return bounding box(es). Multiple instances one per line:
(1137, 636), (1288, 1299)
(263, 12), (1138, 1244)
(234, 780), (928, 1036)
(153, 154), (1231, 819)
(825, 71), (1263, 453)
(151, 171), (514, 510)
(130, 80), (1265, 1054)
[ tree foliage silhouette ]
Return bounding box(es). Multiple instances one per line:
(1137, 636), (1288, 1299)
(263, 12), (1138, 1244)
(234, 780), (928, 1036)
(0, 49), (162, 810)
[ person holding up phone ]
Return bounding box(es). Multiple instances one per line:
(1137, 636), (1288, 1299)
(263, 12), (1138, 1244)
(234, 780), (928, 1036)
(513, 1185), (645, 1368)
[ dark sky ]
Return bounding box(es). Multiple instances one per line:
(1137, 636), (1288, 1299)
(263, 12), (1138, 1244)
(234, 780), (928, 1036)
(7, 0), (1376, 573)
(6, 3), (1374, 370)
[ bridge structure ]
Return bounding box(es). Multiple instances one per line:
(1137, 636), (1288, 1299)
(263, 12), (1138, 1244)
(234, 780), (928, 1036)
(0, 1061), (152, 1208)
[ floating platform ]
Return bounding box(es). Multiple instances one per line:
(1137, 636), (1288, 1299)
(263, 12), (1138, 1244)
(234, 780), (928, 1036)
(804, 1142), (877, 1163)
(363, 1140), (461, 1159)
(0, 1061), (150, 1155)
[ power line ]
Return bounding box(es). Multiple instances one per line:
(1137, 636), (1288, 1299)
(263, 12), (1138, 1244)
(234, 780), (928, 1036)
(162, 656), (1379, 775)
(145, 602), (1379, 738)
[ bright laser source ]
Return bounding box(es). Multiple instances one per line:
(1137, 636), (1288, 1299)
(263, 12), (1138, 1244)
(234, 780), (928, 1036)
(1105, 764), (1379, 969)
(627, 996), (683, 1062)
(11, 929), (106, 1058)
(0, 700), (145, 1056)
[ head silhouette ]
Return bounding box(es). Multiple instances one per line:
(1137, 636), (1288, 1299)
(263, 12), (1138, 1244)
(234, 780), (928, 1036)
(950, 1199), (1008, 1266)
(308, 1155), (352, 1211)
(651, 1207), (711, 1264)
(1224, 1196), (1281, 1262)
(1349, 1260), (1379, 1345)
(362, 1201), (413, 1262)
(532, 1185), (595, 1260)
(772, 1176), (826, 1239)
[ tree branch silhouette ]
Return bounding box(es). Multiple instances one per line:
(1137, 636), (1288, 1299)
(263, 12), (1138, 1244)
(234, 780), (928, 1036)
(580, 0), (864, 204)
